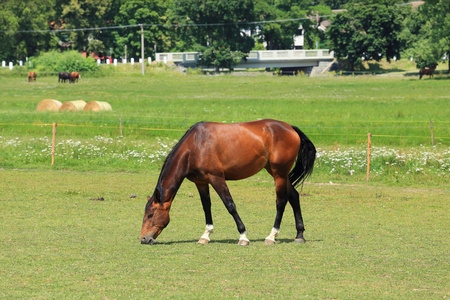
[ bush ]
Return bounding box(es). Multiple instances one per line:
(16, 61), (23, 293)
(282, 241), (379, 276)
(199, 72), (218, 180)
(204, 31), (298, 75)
(33, 50), (98, 73)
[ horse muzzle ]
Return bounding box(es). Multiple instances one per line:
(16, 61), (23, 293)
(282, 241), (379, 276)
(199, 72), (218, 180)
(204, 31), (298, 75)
(141, 235), (156, 245)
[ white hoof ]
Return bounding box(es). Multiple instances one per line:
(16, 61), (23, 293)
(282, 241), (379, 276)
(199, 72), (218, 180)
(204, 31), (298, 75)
(198, 238), (210, 244)
(238, 239), (250, 246)
(264, 238), (275, 245)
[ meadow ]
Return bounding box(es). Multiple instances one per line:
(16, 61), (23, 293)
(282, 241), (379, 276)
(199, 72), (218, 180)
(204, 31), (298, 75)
(0, 66), (449, 298)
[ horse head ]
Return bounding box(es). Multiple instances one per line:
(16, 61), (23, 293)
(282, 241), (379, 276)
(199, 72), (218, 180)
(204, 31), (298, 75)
(140, 191), (171, 244)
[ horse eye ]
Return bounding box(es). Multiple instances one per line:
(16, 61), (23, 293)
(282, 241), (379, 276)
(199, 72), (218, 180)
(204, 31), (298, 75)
(148, 214), (154, 219)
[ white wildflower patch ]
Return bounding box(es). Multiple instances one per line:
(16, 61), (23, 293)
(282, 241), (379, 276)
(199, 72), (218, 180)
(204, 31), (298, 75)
(315, 146), (449, 178)
(0, 135), (177, 167)
(0, 135), (448, 179)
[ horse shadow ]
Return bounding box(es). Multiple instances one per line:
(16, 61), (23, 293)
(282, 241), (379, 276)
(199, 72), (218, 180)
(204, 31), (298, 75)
(148, 238), (323, 245)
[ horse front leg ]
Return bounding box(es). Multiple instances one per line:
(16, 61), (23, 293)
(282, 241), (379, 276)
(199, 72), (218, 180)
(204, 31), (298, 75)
(210, 177), (249, 246)
(196, 183), (214, 244)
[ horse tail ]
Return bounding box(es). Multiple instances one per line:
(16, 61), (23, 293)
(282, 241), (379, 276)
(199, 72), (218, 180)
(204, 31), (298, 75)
(289, 126), (316, 188)
(419, 70), (423, 79)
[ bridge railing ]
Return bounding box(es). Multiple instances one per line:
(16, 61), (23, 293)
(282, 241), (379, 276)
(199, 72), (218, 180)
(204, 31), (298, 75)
(156, 49), (333, 65)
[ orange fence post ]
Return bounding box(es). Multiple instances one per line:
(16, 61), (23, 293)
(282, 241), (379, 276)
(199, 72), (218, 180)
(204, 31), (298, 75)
(366, 133), (371, 182)
(51, 123), (57, 165)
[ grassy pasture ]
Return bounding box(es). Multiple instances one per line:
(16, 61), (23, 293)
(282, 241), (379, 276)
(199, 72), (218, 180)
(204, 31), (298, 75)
(0, 70), (449, 147)
(0, 169), (448, 299)
(0, 68), (449, 298)
(1, 69), (449, 186)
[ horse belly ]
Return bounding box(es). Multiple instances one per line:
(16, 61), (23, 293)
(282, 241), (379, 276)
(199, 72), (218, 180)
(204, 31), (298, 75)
(222, 154), (268, 180)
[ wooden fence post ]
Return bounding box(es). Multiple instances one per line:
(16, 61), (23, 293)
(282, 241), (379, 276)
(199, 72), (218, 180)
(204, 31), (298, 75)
(366, 133), (371, 182)
(51, 123), (57, 165)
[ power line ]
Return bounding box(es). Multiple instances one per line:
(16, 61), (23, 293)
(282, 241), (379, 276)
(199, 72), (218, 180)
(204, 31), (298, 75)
(1, 16), (331, 34)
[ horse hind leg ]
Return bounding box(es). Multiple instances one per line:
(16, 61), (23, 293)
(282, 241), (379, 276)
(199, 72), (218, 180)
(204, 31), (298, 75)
(264, 175), (289, 245)
(288, 187), (306, 243)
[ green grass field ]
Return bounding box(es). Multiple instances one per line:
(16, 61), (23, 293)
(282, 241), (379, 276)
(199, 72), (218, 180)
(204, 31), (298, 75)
(0, 170), (448, 299)
(0, 66), (449, 298)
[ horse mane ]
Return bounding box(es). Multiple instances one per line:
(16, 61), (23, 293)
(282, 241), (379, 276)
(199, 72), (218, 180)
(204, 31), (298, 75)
(154, 122), (204, 202)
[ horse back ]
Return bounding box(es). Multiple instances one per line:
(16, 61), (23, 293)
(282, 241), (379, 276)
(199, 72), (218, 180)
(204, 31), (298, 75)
(184, 120), (300, 180)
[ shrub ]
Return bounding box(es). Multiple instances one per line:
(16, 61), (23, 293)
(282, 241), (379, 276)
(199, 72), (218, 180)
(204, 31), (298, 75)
(33, 50), (98, 73)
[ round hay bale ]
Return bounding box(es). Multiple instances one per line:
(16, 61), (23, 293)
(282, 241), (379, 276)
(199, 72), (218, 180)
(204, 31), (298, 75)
(60, 100), (87, 112)
(37, 99), (62, 111)
(83, 101), (112, 112)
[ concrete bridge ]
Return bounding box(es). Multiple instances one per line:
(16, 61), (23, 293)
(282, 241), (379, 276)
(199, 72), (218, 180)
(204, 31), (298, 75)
(156, 49), (335, 75)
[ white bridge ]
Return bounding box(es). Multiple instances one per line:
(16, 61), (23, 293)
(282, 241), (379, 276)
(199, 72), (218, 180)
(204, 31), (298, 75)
(156, 49), (334, 74)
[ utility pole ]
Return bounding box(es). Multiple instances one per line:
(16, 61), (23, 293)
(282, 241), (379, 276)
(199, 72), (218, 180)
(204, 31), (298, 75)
(140, 24), (145, 75)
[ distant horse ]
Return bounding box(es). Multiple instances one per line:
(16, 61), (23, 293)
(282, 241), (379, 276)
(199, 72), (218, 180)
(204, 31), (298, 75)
(419, 65), (437, 79)
(70, 72), (81, 83)
(140, 119), (316, 246)
(28, 72), (36, 83)
(58, 72), (71, 83)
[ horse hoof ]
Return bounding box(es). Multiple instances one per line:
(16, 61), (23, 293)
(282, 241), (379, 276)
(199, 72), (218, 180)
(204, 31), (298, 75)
(294, 238), (306, 244)
(238, 240), (250, 246)
(198, 238), (210, 244)
(264, 239), (275, 245)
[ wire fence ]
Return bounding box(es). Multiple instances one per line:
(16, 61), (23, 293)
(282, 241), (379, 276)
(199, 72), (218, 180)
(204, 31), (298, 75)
(1, 119), (449, 144)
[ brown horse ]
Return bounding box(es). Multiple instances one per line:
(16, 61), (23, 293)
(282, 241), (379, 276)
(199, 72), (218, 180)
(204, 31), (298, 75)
(419, 65), (437, 79)
(70, 72), (81, 83)
(140, 119), (316, 246)
(28, 72), (36, 82)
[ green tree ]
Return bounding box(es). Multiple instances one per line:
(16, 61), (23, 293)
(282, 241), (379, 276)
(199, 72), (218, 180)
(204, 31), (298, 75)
(0, 0), (56, 61)
(0, 5), (19, 62)
(327, 1), (404, 70)
(61, 0), (112, 51)
(417, 0), (450, 71)
(254, 0), (313, 50)
(168, 0), (255, 70)
(113, 0), (171, 60)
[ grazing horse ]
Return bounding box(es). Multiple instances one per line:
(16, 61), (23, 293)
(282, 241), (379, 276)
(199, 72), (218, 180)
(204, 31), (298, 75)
(140, 119), (316, 246)
(419, 65), (437, 79)
(28, 72), (36, 82)
(58, 72), (71, 83)
(70, 72), (81, 83)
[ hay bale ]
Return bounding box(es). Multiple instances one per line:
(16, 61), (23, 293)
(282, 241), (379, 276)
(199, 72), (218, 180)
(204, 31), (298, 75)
(37, 99), (62, 111)
(60, 100), (87, 112)
(83, 101), (112, 112)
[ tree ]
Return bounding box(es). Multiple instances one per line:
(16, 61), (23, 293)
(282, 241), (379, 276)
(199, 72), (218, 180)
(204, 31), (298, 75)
(113, 0), (171, 59)
(254, 0), (313, 50)
(417, 0), (450, 72)
(168, 0), (255, 70)
(0, 5), (19, 62)
(327, 2), (404, 70)
(61, 0), (112, 51)
(0, 0), (56, 61)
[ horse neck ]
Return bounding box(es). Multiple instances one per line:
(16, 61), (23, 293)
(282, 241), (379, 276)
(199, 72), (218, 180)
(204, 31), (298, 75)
(157, 148), (190, 203)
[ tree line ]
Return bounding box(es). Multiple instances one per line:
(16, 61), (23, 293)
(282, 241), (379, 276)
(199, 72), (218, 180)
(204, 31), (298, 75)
(0, 0), (448, 71)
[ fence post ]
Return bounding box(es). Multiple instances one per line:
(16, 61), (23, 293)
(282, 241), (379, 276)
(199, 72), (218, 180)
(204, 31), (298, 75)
(51, 123), (57, 165)
(120, 115), (123, 136)
(430, 120), (434, 146)
(366, 133), (371, 182)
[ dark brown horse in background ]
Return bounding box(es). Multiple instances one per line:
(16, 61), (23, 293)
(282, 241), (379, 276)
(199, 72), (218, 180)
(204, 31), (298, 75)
(28, 72), (36, 82)
(419, 64), (437, 79)
(58, 72), (71, 83)
(141, 119), (316, 246)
